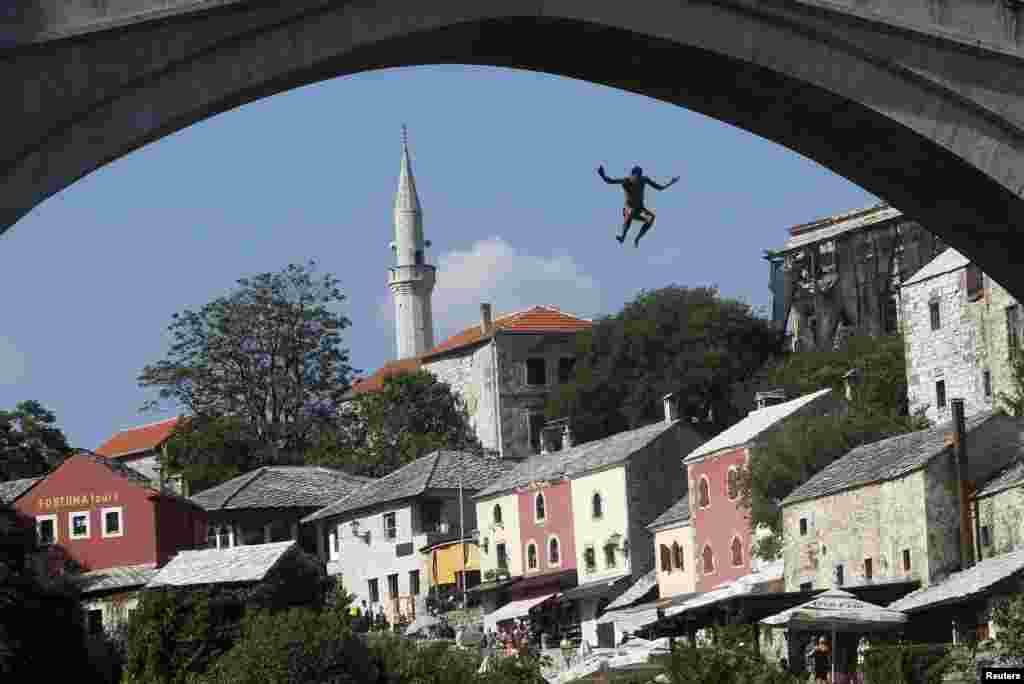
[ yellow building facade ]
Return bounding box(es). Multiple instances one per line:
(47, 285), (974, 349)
(475, 492), (523, 579)
(569, 467), (631, 581)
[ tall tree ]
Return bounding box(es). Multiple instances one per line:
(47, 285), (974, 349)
(0, 400), (71, 480)
(139, 262), (354, 471)
(311, 370), (480, 478)
(546, 286), (782, 445)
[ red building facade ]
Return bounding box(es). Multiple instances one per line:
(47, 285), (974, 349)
(13, 453), (206, 573)
(516, 479), (577, 580)
(686, 446), (752, 593)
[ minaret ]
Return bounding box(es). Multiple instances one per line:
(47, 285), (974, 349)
(389, 126), (436, 359)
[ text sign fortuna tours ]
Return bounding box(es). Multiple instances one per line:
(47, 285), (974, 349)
(36, 492), (120, 511)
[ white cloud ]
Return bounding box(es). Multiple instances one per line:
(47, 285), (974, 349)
(379, 237), (604, 339)
(647, 247), (683, 266)
(0, 337), (27, 386)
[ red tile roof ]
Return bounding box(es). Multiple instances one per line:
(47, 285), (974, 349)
(423, 305), (592, 358)
(349, 358), (425, 396)
(348, 306), (592, 398)
(94, 417), (185, 458)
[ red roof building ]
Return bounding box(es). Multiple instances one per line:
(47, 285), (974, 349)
(350, 304), (593, 460)
(94, 417), (187, 495)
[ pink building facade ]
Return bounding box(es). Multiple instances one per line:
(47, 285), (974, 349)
(516, 479), (576, 580)
(686, 446), (752, 592)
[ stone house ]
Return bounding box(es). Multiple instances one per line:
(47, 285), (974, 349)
(77, 564), (157, 637)
(473, 397), (704, 641)
(900, 247), (1022, 423)
(301, 450), (516, 624)
(780, 411), (1024, 594)
(684, 388), (840, 593)
(350, 304), (593, 460)
(189, 466), (373, 556)
(95, 416), (188, 496)
(766, 202), (946, 351)
(974, 459), (1024, 559)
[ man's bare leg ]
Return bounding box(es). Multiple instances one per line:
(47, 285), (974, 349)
(634, 211), (655, 247)
(617, 213), (633, 243)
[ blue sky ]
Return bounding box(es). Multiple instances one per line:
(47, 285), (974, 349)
(0, 65), (876, 450)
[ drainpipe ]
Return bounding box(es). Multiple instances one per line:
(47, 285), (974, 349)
(951, 399), (974, 570)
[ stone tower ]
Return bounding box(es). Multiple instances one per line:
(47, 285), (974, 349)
(389, 127), (436, 360)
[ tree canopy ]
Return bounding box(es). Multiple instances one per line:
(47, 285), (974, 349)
(545, 285), (782, 444)
(738, 333), (928, 560)
(139, 262), (354, 472)
(0, 400), (71, 480)
(311, 370), (480, 478)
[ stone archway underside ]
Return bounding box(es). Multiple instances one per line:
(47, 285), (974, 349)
(5, 1), (1024, 296)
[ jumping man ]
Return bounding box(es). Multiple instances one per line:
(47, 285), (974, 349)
(598, 165), (679, 246)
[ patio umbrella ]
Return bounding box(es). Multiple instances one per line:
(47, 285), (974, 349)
(760, 588), (906, 683)
(404, 613), (441, 636)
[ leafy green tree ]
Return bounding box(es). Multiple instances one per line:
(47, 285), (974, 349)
(657, 626), (801, 684)
(738, 334), (927, 560)
(0, 400), (72, 479)
(139, 262), (355, 479)
(992, 593), (1024, 658)
(997, 351), (1024, 417)
(312, 370), (480, 478)
(547, 286), (782, 445)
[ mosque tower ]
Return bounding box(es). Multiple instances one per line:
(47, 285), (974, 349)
(388, 126), (436, 360)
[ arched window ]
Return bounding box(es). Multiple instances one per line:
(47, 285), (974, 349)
(592, 492), (603, 519)
(527, 543), (538, 570)
(672, 542), (684, 570)
(493, 504), (503, 526)
(727, 468), (739, 500)
(731, 537), (744, 567)
(698, 477), (710, 508)
(702, 544), (715, 574)
(548, 537), (560, 565)
(535, 493), (546, 521)
(660, 545), (672, 573)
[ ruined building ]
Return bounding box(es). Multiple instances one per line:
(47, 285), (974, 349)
(766, 203), (947, 352)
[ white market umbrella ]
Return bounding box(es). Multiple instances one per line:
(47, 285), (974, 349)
(760, 588), (906, 683)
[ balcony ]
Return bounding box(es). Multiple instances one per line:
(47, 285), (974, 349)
(414, 519), (462, 548)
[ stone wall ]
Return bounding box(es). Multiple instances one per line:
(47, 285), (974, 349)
(781, 471), (928, 592)
(425, 342), (498, 452)
(902, 262), (990, 423)
(625, 426), (696, 581)
(970, 278), (1020, 413)
(977, 485), (1024, 557)
(922, 453), (965, 582)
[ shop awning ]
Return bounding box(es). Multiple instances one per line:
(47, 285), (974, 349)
(467, 576), (519, 594)
(487, 593), (558, 624)
(559, 573), (631, 603)
(596, 599), (661, 633)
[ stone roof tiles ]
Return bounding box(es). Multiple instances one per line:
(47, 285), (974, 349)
(605, 570), (658, 611)
(147, 541), (296, 588)
(303, 450), (517, 523)
(474, 420), (692, 500)
(888, 547), (1024, 613)
(190, 466), (373, 511)
(781, 204), (900, 252)
(94, 416), (184, 458)
(0, 477), (41, 504)
(902, 247), (970, 288)
(783, 411), (1006, 506)
(647, 495), (691, 531)
(77, 563), (157, 595)
(685, 388), (835, 463)
(976, 458), (1024, 499)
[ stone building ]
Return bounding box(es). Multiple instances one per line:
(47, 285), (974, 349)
(352, 304), (592, 460)
(300, 450), (516, 625)
(974, 459), (1024, 559)
(766, 203), (946, 351)
(349, 131), (593, 460)
(189, 466), (373, 555)
(684, 387), (841, 593)
(900, 247), (1022, 423)
(94, 416), (187, 496)
(779, 411), (1024, 594)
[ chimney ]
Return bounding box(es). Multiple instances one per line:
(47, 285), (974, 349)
(562, 424), (574, 450)
(951, 398), (975, 570)
(481, 303), (493, 335)
(843, 369), (861, 402)
(663, 394), (679, 424)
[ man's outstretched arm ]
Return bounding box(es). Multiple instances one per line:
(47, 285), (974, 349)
(598, 165), (624, 184)
(646, 176), (680, 191)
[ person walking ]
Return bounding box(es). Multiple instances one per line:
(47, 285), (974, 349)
(813, 636), (831, 684)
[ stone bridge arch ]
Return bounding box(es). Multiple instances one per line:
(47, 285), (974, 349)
(4, 1), (1024, 295)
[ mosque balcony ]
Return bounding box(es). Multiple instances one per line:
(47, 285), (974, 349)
(388, 264), (437, 286)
